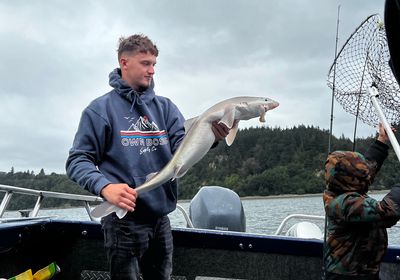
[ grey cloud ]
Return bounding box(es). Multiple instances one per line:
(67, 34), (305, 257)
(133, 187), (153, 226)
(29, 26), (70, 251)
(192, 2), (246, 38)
(0, 0), (389, 173)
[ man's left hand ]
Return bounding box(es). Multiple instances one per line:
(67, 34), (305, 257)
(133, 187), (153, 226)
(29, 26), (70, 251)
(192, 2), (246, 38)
(211, 121), (234, 142)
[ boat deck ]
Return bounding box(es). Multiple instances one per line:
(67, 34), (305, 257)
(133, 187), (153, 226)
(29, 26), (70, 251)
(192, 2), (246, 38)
(0, 184), (399, 279)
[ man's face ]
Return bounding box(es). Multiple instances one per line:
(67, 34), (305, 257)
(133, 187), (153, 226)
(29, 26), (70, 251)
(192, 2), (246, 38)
(120, 51), (156, 91)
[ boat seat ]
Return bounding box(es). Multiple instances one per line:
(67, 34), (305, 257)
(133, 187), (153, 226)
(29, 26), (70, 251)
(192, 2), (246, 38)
(285, 221), (323, 239)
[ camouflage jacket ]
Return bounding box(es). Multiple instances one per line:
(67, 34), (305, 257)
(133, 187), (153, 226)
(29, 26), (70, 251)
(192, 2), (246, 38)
(323, 140), (400, 277)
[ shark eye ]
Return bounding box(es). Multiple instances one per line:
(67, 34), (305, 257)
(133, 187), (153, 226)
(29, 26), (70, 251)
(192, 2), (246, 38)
(264, 98), (270, 102)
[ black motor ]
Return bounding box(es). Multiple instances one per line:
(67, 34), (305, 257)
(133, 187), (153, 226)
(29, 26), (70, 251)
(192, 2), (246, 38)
(189, 186), (246, 232)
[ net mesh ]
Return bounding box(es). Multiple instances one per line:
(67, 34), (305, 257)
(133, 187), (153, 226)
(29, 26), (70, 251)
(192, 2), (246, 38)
(327, 14), (400, 127)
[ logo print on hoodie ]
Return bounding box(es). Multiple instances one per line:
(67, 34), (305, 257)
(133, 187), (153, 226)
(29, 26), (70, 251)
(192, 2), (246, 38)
(120, 116), (168, 154)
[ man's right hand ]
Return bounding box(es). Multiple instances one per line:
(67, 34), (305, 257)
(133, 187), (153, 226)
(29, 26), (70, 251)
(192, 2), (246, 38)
(377, 123), (396, 144)
(100, 183), (137, 212)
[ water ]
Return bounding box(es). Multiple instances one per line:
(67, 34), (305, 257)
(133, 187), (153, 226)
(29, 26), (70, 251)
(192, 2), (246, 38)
(4, 192), (400, 245)
(169, 193), (400, 245)
(169, 195), (326, 235)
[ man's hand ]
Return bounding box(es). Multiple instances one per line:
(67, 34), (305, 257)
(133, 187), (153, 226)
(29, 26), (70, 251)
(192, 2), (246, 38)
(100, 183), (137, 212)
(211, 120), (239, 142)
(211, 121), (230, 141)
(377, 123), (396, 144)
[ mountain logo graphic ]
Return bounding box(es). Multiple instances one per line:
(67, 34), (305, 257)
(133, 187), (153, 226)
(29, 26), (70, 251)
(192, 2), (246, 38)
(120, 116), (168, 148)
(127, 116), (160, 131)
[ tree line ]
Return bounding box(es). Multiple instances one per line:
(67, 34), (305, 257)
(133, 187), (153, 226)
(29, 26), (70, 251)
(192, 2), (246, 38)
(1, 125), (399, 210)
(178, 125), (400, 198)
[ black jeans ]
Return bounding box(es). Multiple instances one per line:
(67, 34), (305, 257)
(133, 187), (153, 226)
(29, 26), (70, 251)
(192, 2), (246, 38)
(102, 213), (173, 280)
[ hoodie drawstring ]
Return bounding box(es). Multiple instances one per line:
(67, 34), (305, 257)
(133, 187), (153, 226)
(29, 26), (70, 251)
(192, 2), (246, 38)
(128, 90), (143, 112)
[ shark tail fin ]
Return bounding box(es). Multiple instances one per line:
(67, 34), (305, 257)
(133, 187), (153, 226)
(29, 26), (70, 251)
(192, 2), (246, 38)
(91, 201), (128, 219)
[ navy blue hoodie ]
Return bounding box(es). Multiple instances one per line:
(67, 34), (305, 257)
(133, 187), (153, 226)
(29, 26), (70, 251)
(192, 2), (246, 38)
(66, 68), (185, 217)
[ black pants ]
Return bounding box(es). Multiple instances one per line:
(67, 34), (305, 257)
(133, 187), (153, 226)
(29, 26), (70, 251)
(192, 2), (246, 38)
(102, 213), (173, 280)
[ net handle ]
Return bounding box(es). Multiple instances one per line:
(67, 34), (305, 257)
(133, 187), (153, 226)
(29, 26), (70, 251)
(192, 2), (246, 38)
(369, 86), (400, 162)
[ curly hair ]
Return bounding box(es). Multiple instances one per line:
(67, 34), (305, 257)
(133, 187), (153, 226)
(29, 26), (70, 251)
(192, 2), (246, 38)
(117, 34), (159, 61)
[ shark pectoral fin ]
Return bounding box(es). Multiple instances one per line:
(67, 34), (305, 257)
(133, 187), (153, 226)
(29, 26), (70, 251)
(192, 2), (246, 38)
(259, 111), (266, 122)
(225, 121), (239, 146)
(219, 106), (236, 129)
(184, 117), (198, 133)
(91, 201), (128, 219)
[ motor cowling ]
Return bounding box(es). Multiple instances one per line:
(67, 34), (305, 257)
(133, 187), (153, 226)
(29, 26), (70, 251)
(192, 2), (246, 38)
(189, 186), (246, 232)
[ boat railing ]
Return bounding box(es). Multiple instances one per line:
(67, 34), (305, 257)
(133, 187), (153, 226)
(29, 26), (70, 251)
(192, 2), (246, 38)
(0, 184), (335, 236)
(274, 213), (325, 235)
(0, 184), (104, 222)
(0, 184), (195, 226)
(176, 203), (194, 228)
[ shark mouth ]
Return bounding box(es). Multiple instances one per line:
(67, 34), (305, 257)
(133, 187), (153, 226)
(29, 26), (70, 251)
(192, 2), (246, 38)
(267, 101), (279, 110)
(259, 101), (279, 122)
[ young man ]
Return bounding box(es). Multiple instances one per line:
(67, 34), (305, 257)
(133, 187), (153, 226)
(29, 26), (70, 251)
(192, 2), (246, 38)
(323, 124), (400, 280)
(66, 34), (230, 280)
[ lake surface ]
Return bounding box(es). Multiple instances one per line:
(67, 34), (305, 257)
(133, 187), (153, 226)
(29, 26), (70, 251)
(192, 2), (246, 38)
(169, 192), (400, 245)
(5, 192), (400, 245)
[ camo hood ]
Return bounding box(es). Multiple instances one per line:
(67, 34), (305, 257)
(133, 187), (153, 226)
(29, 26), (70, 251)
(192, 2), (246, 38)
(324, 151), (377, 193)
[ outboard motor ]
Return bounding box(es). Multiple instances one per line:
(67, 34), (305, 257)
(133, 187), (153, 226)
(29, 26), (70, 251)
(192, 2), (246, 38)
(189, 186), (246, 232)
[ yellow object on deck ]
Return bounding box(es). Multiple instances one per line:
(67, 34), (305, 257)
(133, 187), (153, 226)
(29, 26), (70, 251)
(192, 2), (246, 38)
(6, 269), (32, 280)
(7, 262), (60, 280)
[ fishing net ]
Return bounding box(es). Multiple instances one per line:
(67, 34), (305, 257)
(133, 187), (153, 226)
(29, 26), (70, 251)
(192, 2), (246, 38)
(327, 14), (400, 128)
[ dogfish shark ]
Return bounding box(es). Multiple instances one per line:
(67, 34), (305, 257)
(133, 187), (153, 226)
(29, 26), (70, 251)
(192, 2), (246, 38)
(91, 96), (279, 219)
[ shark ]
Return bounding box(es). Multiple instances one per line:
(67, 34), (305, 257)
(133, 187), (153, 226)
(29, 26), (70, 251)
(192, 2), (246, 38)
(91, 96), (279, 219)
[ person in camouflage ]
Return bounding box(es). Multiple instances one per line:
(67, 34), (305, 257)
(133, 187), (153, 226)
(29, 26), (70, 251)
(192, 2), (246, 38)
(323, 124), (400, 280)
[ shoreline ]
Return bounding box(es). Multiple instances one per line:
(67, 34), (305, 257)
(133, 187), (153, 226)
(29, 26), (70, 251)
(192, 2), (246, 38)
(177, 189), (390, 203)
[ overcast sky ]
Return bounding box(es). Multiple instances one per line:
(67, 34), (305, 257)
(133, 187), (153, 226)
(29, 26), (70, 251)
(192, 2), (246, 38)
(0, 0), (387, 174)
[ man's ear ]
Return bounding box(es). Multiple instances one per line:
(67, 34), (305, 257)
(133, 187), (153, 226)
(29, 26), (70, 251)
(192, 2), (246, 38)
(119, 57), (128, 69)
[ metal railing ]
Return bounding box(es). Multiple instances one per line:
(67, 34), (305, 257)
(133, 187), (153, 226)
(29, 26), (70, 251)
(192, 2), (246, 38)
(0, 184), (104, 222)
(176, 204), (194, 228)
(0, 184), (194, 226)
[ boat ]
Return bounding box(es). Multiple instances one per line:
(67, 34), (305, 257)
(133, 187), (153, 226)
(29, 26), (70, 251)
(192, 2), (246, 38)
(0, 184), (399, 280)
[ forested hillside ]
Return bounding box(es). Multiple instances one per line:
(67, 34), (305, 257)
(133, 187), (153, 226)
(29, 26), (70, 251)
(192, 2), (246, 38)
(178, 125), (400, 198)
(1, 125), (399, 210)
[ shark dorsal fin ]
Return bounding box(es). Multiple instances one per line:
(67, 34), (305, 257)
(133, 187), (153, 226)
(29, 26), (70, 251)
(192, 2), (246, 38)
(225, 121), (240, 146)
(184, 117), (198, 133)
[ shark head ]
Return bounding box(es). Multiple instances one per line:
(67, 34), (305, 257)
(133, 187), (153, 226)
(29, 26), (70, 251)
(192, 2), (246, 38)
(260, 97), (279, 122)
(234, 96), (279, 123)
